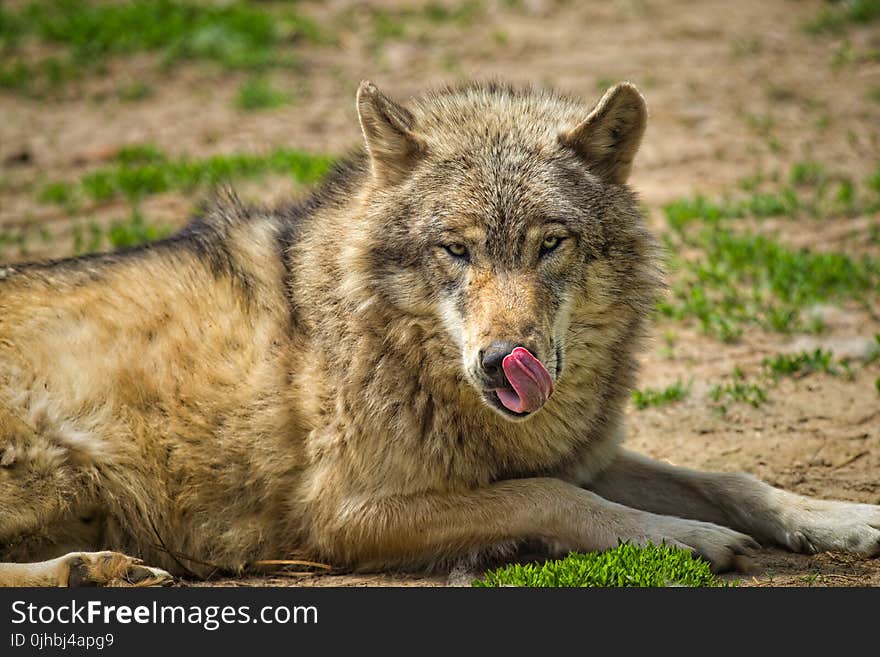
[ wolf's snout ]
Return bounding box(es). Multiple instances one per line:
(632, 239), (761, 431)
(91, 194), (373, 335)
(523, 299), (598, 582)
(479, 341), (525, 387)
(478, 342), (554, 416)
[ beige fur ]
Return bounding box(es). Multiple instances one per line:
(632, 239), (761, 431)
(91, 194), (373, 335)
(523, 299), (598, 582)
(1, 81), (878, 586)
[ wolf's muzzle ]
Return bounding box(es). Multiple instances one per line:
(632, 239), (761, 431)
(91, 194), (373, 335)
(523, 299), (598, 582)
(477, 342), (555, 417)
(479, 340), (536, 388)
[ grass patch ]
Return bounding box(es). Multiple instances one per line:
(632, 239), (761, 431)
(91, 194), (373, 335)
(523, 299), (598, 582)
(0, 229), (29, 257)
(832, 40), (880, 68)
(868, 167), (880, 194)
(663, 162), (879, 234)
(708, 345), (872, 415)
(71, 220), (105, 256)
(423, 0), (485, 24)
(701, 231), (877, 305)
(41, 145), (334, 206)
(0, 1), (323, 95)
(805, 0), (880, 34)
(790, 160), (827, 187)
(0, 222), (53, 258)
(868, 334), (880, 363)
(38, 143), (334, 258)
(663, 195), (744, 232)
(72, 210), (173, 255)
(762, 348), (842, 378)
(730, 36), (762, 58)
(107, 209), (173, 250)
(117, 81), (154, 102)
(24, 0), (318, 65)
(659, 228), (880, 341)
(631, 380), (690, 410)
(367, 0), (486, 47)
(235, 77), (291, 111)
(473, 543), (722, 587)
(663, 190), (802, 230)
(710, 367), (768, 413)
(0, 56), (81, 96)
(37, 181), (75, 207)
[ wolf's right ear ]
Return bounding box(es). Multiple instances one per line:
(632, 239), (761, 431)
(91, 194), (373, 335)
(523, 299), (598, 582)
(559, 82), (647, 185)
(357, 81), (426, 185)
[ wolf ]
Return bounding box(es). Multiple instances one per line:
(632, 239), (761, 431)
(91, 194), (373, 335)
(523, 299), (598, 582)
(1, 80), (878, 586)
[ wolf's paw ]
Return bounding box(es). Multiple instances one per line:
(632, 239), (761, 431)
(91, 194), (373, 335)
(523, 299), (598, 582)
(773, 500), (880, 556)
(637, 519), (760, 573)
(63, 551), (173, 587)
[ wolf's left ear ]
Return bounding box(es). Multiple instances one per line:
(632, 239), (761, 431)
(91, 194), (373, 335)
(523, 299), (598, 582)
(357, 81), (426, 184)
(559, 82), (647, 185)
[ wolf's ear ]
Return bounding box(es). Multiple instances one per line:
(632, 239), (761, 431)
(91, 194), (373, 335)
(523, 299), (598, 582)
(559, 82), (647, 185)
(357, 81), (426, 184)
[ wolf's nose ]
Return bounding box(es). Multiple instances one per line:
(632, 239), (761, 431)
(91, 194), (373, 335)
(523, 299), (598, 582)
(480, 341), (529, 386)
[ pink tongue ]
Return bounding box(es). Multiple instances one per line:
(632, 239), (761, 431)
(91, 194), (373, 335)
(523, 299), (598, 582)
(495, 347), (554, 414)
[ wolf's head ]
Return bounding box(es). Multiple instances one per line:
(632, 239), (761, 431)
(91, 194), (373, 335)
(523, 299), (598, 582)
(352, 81), (654, 422)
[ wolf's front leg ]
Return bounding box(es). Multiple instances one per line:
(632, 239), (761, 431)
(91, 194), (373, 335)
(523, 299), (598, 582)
(578, 449), (880, 556)
(311, 477), (757, 572)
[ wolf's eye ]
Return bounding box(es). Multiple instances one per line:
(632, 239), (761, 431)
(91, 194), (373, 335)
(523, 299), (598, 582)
(540, 235), (563, 255)
(444, 243), (470, 260)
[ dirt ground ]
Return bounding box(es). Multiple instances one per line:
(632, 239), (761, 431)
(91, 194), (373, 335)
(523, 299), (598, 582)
(1, 0), (879, 587)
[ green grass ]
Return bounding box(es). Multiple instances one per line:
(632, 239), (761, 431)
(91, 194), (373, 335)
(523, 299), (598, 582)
(710, 379), (767, 411)
(663, 162), (880, 235)
(704, 231), (877, 305)
(235, 77), (291, 111)
(41, 145), (334, 206)
(35, 143), (335, 258)
(72, 220), (105, 256)
(869, 168), (880, 194)
(0, 230), (28, 257)
(659, 228), (880, 341)
(115, 144), (166, 165)
(473, 543), (722, 587)
(107, 209), (173, 249)
(0, 221), (54, 258)
(662, 190), (803, 232)
(710, 367), (768, 412)
(762, 348), (841, 378)
(789, 160), (827, 187)
(24, 0), (318, 64)
(869, 334), (880, 363)
(71, 210), (173, 255)
(805, 0), (880, 34)
(832, 39), (880, 68)
(706, 345), (874, 415)
(0, 1), (323, 95)
(423, 0), (485, 24)
(0, 57), (81, 96)
(631, 380), (690, 410)
(37, 181), (75, 206)
(368, 0), (486, 47)
(117, 81), (154, 102)
(659, 330), (677, 358)
(663, 195), (744, 232)
(730, 36), (762, 58)
(490, 29), (509, 46)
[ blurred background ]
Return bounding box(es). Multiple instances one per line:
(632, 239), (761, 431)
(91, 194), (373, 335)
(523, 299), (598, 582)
(1, 1), (879, 586)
